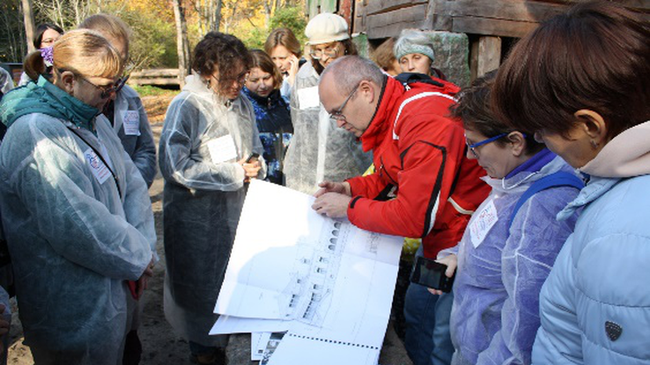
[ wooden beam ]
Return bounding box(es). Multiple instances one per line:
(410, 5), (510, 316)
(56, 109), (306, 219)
(128, 78), (180, 86)
(365, 0), (427, 16)
(477, 36), (501, 77)
(130, 69), (179, 77)
(448, 0), (566, 23)
(352, 0), (366, 34)
(469, 37), (479, 82)
(452, 16), (538, 37)
(365, 4), (428, 39)
(426, 0), (453, 31)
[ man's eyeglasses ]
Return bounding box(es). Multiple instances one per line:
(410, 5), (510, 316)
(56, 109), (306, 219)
(211, 71), (249, 86)
(80, 74), (130, 99)
(329, 83), (360, 121)
(310, 45), (339, 60)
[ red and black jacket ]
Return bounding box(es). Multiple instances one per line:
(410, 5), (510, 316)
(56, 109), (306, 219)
(346, 75), (490, 258)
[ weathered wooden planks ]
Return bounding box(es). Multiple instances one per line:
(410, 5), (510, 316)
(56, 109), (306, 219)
(353, 0), (650, 39)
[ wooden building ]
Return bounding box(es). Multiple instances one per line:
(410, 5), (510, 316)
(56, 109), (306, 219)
(307, 0), (650, 80)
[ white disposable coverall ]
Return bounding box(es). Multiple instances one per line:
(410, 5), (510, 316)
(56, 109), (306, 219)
(159, 74), (265, 347)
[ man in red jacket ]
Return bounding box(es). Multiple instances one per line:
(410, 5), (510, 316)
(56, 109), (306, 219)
(312, 56), (489, 365)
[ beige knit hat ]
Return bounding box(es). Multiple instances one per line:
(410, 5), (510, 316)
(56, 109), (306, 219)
(305, 13), (350, 45)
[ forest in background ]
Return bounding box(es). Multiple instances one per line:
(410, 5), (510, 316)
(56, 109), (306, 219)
(0, 0), (307, 71)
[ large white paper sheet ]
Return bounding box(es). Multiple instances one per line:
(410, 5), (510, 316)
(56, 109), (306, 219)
(213, 180), (403, 363)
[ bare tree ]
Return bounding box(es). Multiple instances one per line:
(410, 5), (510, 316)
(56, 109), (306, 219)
(1, 0), (28, 62)
(212, 0), (222, 32)
(222, 0), (239, 34)
(21, 0), (36, 53)
(192, 0), (222, 35)
(263, 0), (272, 29)
(32, 0), (96, 31)
(172, 0), (191, 87)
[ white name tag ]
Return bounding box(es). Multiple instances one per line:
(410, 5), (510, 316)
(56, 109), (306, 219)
(207, 135), (238, 164)
(123, 111), (140, 136)
(469, 199), (499, 248)
(84, 148), (111, 184)
(297, 86), (320, 109)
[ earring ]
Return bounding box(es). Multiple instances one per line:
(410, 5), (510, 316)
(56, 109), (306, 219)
(590, 140), (599, 149)
(205, 78), (211, 89)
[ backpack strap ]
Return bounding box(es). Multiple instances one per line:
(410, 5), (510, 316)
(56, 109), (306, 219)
(394, 72), (444, 88)
(508, 171), (584, 230)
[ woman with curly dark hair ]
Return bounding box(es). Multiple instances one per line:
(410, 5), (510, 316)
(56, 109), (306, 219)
(159, 32), (266, 364)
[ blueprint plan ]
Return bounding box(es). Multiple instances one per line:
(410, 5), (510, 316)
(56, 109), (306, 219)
(213, 180), (403, 362)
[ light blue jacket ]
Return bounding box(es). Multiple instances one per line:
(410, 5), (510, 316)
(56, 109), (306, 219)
(533, 121), (650, 364)
(445, 153), (580, 365)
(0, 77), (155, 363)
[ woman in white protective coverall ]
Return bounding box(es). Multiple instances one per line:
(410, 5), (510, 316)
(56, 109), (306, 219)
(159, 32), (265, 365)
(283, 13), (372, 194)
(0, 29), (156, 365)
(78, 13), (158, 365)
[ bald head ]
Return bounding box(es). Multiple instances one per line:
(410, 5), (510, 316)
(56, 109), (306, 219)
(321, 56), (385, 96)
(319, 56), (386, 137)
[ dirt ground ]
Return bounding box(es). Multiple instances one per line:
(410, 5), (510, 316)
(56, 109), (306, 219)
(6, 94), (413, 365)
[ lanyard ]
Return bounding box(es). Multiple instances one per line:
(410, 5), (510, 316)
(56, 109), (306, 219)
(67, 127), (122, 199)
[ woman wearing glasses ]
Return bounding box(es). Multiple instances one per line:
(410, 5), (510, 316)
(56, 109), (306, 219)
(80, 15), (157, 365)
(283, 12), (372, 195)
(0, 29), (155, 364)
(431, 73), (581, 365)
(159, 32), (265, 365)
(80, 14), (157, 189)
(19, 23), (65, 86)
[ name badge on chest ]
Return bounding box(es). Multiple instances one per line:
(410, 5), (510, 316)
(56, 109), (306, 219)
(469, 199), (499, 248)
(297, 86), (320, 110)
(123, 110), (140, 136)
(207, 135), (238, 164)
(84, 148), (111, 184)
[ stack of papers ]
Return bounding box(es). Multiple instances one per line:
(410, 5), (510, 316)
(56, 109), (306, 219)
(211, 180), (403, 364)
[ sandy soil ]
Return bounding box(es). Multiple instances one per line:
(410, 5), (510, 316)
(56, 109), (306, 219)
(6, 94), (413, 365)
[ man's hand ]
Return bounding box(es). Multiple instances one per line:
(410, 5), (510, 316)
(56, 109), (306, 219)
(314, 181), (351, 198)
(312, 192), (352, 218)
(427, 254), (457, 295)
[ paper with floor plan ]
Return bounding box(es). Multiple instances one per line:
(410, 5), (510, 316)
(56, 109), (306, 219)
(213, 179), (403, 359)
